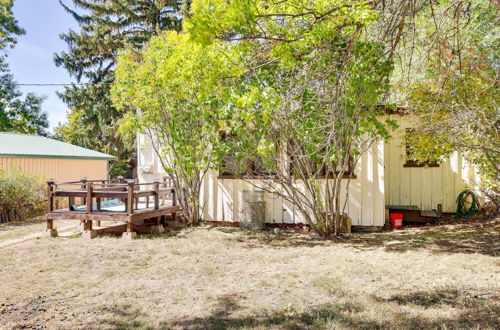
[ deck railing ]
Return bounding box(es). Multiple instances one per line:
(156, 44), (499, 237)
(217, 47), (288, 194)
(47, 177), (177, 216)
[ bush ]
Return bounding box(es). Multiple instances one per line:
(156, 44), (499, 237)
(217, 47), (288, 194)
(0, 169), (46, 223)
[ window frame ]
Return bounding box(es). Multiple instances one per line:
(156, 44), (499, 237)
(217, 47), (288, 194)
(218, 134), (356, 179)
(288, 154), (356, 179)
(403, 128), (440, 168)
(218, 133), (276, 179)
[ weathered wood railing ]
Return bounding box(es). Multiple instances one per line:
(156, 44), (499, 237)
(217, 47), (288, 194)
(46, 177), (177, 216)
(44, 177), (181, 239)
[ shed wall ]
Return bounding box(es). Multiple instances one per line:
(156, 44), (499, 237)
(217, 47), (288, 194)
(0, 157), (109, 182)
(384, 114), (480, 213)
(138, 133), (385, 227)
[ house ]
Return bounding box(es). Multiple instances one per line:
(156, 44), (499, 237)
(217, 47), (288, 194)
(136, 114), (480, 228)
(0, 132), (115, 182)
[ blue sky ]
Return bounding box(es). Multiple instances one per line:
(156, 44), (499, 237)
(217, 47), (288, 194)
(7, 0), (79, 131)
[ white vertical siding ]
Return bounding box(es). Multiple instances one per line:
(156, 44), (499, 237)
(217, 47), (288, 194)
(138, 130), (386, 226)
(384, 114), (480, 213)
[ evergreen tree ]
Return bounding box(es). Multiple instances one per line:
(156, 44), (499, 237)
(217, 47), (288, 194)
(54, 0), (186, 162)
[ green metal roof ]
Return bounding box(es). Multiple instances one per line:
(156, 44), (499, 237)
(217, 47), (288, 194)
(0, 132), (116, 160)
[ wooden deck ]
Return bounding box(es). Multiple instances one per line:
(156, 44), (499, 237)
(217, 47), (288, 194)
(43, 177), (181, 239)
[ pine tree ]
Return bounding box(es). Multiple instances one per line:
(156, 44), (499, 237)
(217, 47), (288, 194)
(54, 0), (186, 165)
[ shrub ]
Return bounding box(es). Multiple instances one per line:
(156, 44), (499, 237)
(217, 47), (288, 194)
(0, 169), (46, 223)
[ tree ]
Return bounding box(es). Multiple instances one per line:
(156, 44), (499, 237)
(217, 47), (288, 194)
(0, 0), (48, 135)
(0, 0), (24, 52)
(54, 0), (186, 163)
(113, 0), (398, 236)
(113, 31), (237, 224)
(183, 0), (397, 238)
(404, 0), (499, 203)
(0, 72), (48, 135)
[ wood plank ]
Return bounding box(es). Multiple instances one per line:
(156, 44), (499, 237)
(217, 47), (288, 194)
(44, 212), (129, 222)
(360, 147), (371, 226)
(130, 205), (182, 222)
(388, 115), (402, 206)
(272, 187), (283, 223)
(431, 165), (444, 211)
(410, 167), (421, 209)
(442, 157), (455, 212)
(221, 179), (234, 222)
(232, 180), (242, 222)
(94, 223), (127, 234)
(92, 191), (128, 199)
(44, 204), (181, 223)
(420, 168), (432, 210)
(54, 190), (86, 198)
(216, 177), (224, 221)
(373, 141), (385, 226)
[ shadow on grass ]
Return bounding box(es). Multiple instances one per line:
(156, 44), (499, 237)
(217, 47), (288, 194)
(169, 289), (499, 330)
(213, 221), (499, 257)
(380, 288), (500, 329)
(383, 288), (498, 309)
(92, 289), (499, 330)
(345, 225), (499, 256)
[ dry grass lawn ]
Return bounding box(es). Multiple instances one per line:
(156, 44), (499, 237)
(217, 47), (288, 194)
(0, 219), (499, 329)
(0, 219), (76, 245)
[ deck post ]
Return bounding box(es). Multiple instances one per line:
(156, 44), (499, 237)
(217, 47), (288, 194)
(171, 188), (177, 222)
(126, 180), (135, 215)
(45, 180), (58, 237)
(44, 218), (58, 237)
(96, 194), (101, 227)
(80, 177), (87, 205)
(86, 182), (93, 213)
(82, 219), (97, 239)
(161, 177), (167, 205)
(78, 177), (88, 229)
(154, 179), (160, 209)
(123, 180), (138, 240)
(47, 179), (55, 212)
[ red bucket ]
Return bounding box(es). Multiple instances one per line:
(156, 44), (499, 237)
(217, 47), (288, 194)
(390, 213), (403, 229)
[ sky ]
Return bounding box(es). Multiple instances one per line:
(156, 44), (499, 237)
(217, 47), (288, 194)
(7, 0), (79, 131)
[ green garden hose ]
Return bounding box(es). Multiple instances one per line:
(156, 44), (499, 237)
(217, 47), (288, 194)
(455, 190), (480, 218)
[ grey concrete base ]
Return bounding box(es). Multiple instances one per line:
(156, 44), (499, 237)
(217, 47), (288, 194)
(122, 232), (138, 240)
(151, 225), (165, 234)
(82, 230), (97, 239)
(44, 229), (58, 237)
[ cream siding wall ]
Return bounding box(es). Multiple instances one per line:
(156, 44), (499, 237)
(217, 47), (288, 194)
(138, 134), (386, 227)
(0, 157), (109, 182)
(384, 114), (480, 213)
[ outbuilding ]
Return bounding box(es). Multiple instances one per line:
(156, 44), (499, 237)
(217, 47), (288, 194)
(137, 113), (481, 229)
(0, 132), (115, 181)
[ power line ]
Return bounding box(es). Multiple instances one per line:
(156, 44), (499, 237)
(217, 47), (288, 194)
(0, 82), (112, 86)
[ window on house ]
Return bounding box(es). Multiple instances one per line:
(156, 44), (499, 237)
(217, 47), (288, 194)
(404, 128), (440, 168)
(289, 155), (356, 178)
(219, 135), (355, 178)
(218, 133), (275, 178)
(287, 140), (355, 178)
